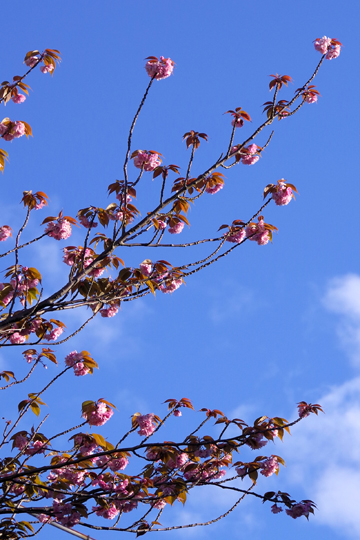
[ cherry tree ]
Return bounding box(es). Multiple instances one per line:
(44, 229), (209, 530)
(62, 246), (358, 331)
(0, 37), (341, 539)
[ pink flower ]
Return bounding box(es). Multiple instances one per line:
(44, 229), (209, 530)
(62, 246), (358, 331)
(12, 94), (26, 104)
(205, 182), (223, 195)
(231, 117), (244, 128)
(160, 277), (183, 294)
(65, 351), (90, 376)
(45, 218), (72, 240)
(44, 327), (63, 342)
(0, 225), (12, 241)
(314, 36), (341, 60)
(271, 180), (293, 206)
(241, 144), (260, 165)
(145, 56), (174, 80)
(9, 332), (26, 345)
(225, 228), (246, 244)
(136, 413), (156, 436)
(298, 402), (312, 419)
(100, 304), (119, 318)
(246, 432), (268, 449)
(153, 499), (166, 510)
(25, 440), (48, 456)
(2, 121), (26, 141)
(326, 45), (341, 60)
(173, 409), (182, 417)
(40, 64), (54, 74)
(260, 456), (279, 477)
(133, 150), (161, 172)
(108, 456), (129, 472)
(35, 200), (46, 210)
(140, 262), (152, 276)
(25, 56), (40, 67)
(157, 219), (167, 229)
(245, 219), (270, 246)
(306, 93), (318, 104)
(93, 503), (119, 520)
(286, 502), (312, 519)
(314, 36), (332, 54)
(53, 499), (80, 527)
(13, 434), (27, 450)
(271, 504), (283, 514)
(168, 221), (184, 234)
(85, 402), (114, 427)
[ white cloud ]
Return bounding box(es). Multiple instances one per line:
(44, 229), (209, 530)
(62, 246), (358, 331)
(281, 377), (360, 538)
(323, 274), (360, 366)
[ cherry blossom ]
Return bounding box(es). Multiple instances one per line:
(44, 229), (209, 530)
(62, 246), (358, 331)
(271, 504), (283, 514)
(100, 304), (119, 317)
(260, 456), (279, 477)
(168, 221), (184, 234)
(271, 180), (294, 206)
(286, 502), (313, 519)
(314, 36), (341, 60)
(25, 55), (40, 67)
(205, 182), (223, 195)
(136, 413), (156, 436)
(0, 225), (12, 241)
(9, 332), (26, 345)
(133, 150), (161, 172)
(145, 56), (174, 80)
(83, 401), (114, 427)
(240, 144), (260, 165)
(231, 117), (244, 128)
(225, 228), (246, 244)
(65, 351), (90, 377)
(140, 261), (152, 276)
(40, 64), (54, 74)
(160, 277), (183, 294)
(12, 94), (26, 104)
(298, 402), (312, 418)
(314, 36), (332, 54)
(45, 218), (72, 240)
(245, 219), (271, 246)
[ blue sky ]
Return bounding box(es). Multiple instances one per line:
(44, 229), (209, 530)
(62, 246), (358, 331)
(1, 1), (359, 539)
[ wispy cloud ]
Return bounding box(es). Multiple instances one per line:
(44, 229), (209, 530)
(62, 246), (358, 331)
(281, 375), (360, 537)
(323, 274), (360, 366)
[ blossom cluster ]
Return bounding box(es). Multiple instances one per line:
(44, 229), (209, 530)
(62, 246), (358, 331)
(82, 401), (114, 427)
(65, 351), (90, 377)
(231, 143), (260, 165)
(132, 150), (162, 172)
(314, 36), (341, 60)
(145, 56), (174, 80)
(0, 225), (11, 241)
(45, 218), (72, 240)
(63, 246), (105, 278)
(0, 120), (26, 141)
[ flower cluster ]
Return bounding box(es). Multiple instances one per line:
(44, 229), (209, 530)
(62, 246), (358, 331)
(264, 179), (297, 206)
(0, 225), (11, 241)
(314, 36), (342, 60)
(260, 456), (279, 477)
(231, 143), (260, 165)
(63, 246), (105, 278)
(45, 218), (72, 240)
(100, 304), (119, 318)
(145, 56), (174, 80)
(0, 120), (26, 141)
(132, 150), (162, 171)
(65, 351), (90, 377)
(83, 401), (114, 427)
(136, 413), (157, 436)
